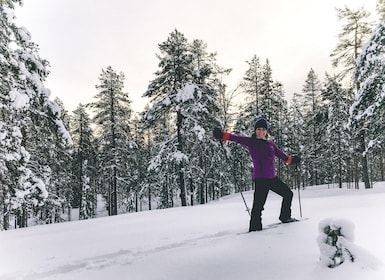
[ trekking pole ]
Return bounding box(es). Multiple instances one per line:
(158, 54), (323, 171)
(295, 163), (303, 218)
(239, 189), (251, 217)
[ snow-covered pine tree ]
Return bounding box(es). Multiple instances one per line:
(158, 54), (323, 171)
(90, 66), (135, 215)
(353, 20), (385, 186)
(258, 59), (276, 120)
(71, 104), (97, 219)
(139, 105), (156, 210)
(240, 55), (263, 119)
(300, 68), (324, 186)
(143, 30), (191, 207)
(236, 56), (290, 181)
(330, 6), (374, 83)
(332, 5), (374, 189)
(130, 114), (149, 211)
(287, 92), (306, 188)
(21, 70), (72, 225)
(238, 56), (287, 135)
(375, 1), (385, 182)
(0, 1), (72, 228)
(49, 98), (74, 221)
(144, 30), (224, 207)
(186, 39), (228, 203)
(322, 74), (353, 188)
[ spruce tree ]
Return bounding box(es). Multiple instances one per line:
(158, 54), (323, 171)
(300, 68), (323, 186)
(71, 104), (97, 219)
(90, 66), (135, 215)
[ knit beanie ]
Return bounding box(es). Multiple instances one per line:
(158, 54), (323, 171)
(254, 118), (269, 130)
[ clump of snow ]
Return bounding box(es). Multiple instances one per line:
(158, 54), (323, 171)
(9, 89), (30, 109)
(163, 96), (171, 106)
(176, 83), (196, 103)
(193, 124), (205, 141)
(317, 217), (382, 271)
(17, 26), (31, 44)
(171, 150), (187, 164)
(55, 119), (72, 145)
(33, 177), (49, 199)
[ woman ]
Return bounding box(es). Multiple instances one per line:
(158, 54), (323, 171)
(213, 118), (300, 231)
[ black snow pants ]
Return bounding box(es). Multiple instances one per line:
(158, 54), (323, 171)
(249, 177), (293, 232)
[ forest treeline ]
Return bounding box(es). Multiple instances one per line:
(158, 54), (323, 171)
(1, 0), (385, 230)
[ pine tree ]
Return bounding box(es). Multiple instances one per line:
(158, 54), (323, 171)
(186, 39), (230, 202)
(287, 92), (306, 188)
(71, 104), (97, 219)
(240, 55), (263, 118)
(144, 30), (192, 206)
(300, 68), (324, 186)
(130, 114), (148, 211)
(331, 5), (374, 189)
(330, 6), (374, 82)
(353, 20), (385, 188)
(136, 107), (155, 210)
(144, 30), (225, 206)
(322, 74), (353, 188)
(1, 1), (71, 229)
(239, 56), (287, 135)
(90, 66), (135, 215)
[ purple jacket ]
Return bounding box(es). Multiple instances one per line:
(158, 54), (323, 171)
(225, 133), (289, 179)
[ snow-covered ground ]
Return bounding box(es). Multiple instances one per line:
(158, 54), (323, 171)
(1, 182), (384, 280)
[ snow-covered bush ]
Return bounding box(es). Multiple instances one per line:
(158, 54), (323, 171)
(317, 218), (355, 268)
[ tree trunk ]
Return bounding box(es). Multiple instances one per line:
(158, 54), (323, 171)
(112, 166), (118, 215)
(381, 147), (385, 181)
(359, 132), (371, 189)
(177, 111), (187, 206)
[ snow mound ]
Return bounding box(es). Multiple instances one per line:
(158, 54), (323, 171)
(317, 218), (382, 270)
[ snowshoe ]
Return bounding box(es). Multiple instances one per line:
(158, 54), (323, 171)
(281, 217), (299, 223)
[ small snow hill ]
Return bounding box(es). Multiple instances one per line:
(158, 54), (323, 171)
(1, 183), (385, 280)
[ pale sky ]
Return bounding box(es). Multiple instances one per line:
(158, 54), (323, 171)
(14, 0), (377, 114)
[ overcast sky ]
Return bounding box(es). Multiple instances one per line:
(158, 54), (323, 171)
(14, 0), (377, 114)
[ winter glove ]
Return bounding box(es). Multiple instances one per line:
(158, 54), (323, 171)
(291, 155), (301, 165)
(213, 127), (224, 140)
(286, 155), (301, 165)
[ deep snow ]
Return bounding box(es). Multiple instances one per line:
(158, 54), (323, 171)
(1, 183), (384, 280)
